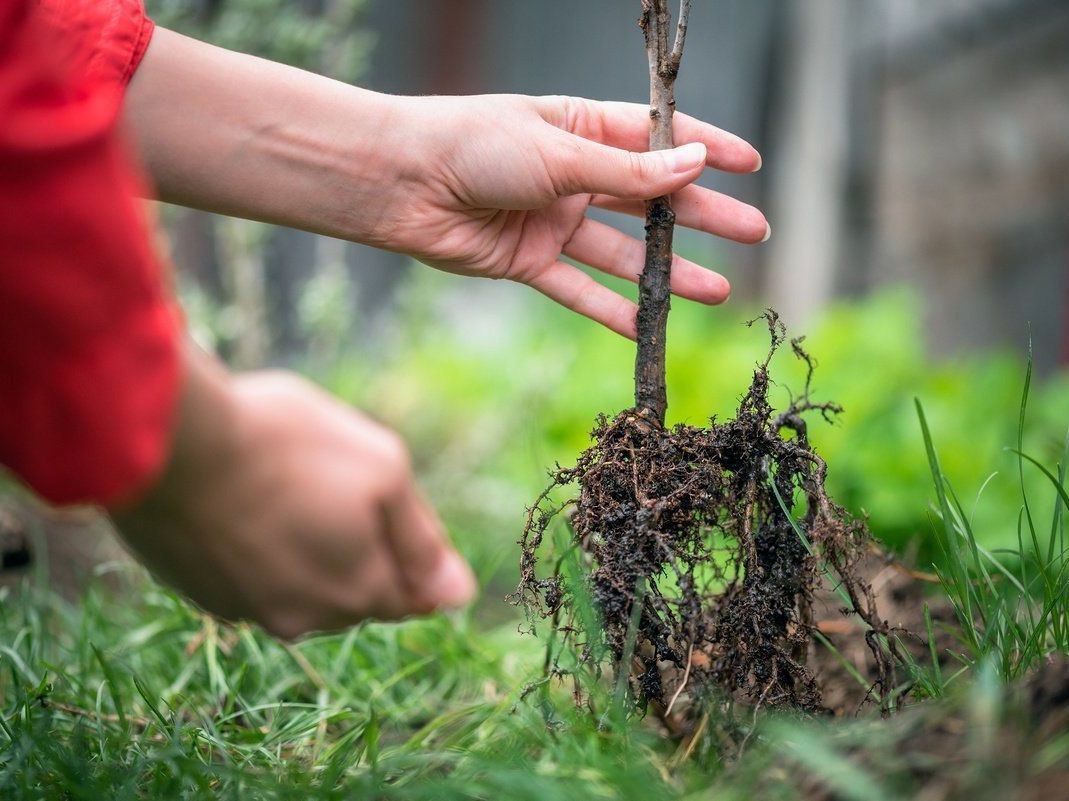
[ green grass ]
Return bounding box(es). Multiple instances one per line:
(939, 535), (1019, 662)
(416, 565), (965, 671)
(3, 560), (1067, 800)
(915, 353), (1069, 684)
(4, 287), (1069, 798)
(0, 575), (707, 799)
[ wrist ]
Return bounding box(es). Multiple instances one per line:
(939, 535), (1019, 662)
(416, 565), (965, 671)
(227, 79), (406, 245)
(112, 345), (242, 521)
(302, 88), (413, 245)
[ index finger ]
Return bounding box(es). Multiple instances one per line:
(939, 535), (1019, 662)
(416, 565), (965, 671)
(382, 482), (476, 613)
(535, 97), (761, 174)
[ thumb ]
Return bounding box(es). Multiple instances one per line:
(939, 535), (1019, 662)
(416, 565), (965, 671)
(549, 135), (707, 199)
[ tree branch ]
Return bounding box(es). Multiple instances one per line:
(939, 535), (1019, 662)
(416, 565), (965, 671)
(634, 0), (690, 425)
(671, 0), (692, 65)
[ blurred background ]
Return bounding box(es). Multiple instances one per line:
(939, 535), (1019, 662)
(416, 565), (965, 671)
(153, 0), (1069, 372)
(5, 0), (1069, 608)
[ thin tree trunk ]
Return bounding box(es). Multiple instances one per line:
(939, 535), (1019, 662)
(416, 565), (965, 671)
(635, 0), (692, 425)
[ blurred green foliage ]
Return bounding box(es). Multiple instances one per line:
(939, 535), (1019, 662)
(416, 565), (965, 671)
(148, 0), (373, 80)
(147, 0), (374, 369)
(308, 271), (1069, 594)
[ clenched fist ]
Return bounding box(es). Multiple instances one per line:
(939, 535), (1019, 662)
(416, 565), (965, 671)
(113, 347), (475, 639)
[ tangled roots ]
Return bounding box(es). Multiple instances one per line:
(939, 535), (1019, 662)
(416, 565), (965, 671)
(514, 312), (898, 719)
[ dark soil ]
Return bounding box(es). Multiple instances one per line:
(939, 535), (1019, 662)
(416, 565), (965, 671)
(808, 549), (955, 715)
(780, 656), (1069, 801)
(515, 312), (902, 722)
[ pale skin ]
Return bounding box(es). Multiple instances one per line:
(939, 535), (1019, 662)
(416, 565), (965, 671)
(116, 28), (769, 639)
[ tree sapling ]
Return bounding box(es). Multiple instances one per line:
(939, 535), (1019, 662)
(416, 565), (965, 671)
(515, 0), (900, 729)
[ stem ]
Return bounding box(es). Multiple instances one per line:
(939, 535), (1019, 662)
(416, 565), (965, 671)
(635, 0), (691, 425)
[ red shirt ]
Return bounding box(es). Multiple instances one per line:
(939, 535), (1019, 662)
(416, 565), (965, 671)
(0, 0), (179, 506)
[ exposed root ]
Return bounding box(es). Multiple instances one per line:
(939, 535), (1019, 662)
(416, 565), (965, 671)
(514, 312), (900, 725)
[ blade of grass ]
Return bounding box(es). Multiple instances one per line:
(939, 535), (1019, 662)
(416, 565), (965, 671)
(923, 603), (943, 690)
(766, 721), (896, 801)
(609, 577), (646, 725)
(916, 400), (979, 654)
(90, 644), (127, 731)
(768, 468), (853, 610)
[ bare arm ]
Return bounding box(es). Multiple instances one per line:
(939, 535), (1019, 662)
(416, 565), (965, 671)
(126, 28), (399, 240)
(126, 27), (769, 337)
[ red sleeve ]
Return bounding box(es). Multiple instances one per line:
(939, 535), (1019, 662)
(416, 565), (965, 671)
(0, 0), (180, 507)
(35, 0), (155, 89)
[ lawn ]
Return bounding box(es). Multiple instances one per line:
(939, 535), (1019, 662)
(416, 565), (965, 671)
(3, 280), (1069, 800)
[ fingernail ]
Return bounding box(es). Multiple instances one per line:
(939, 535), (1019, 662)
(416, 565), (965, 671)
(761, 222), (772, 243)
(751, 151), (763, 173)
(427, 551), (477, 610)
(667, 142), (707, 173)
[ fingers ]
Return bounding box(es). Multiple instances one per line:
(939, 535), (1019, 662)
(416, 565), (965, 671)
(548, 134), (708, 200)
(591, 183), (770, 245)
(538, 97), (761, 174)
(524, 261), (639, 339)
(381, 478), (476, 615)
(563, 218), (730, 305)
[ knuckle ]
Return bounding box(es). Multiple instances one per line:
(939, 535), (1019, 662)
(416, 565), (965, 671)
(334, 586), (374, 624)
(570, 282), (596, 316)
(262, 611), (308, 642)
(380, 430), (411, 471)
(408, 595), (438, 617)
(536, 94), (575, 126)
(558, 95), (584, 132)
(245, 369), (309, 400)
(626, 149), (653, 184)
(545, 135), (585, 197)
(374, 432), (412, 491)
(555, 95), (601, 140)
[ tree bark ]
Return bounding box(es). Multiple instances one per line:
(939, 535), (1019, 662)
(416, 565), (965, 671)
(635, 0), (691, 426)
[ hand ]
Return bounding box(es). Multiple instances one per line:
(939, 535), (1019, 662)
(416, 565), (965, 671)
(371, 95), (768, 338)
(129, 31), (768, 339)
(112, 347), (476, 639)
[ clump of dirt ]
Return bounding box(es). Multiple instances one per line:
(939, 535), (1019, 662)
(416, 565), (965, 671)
(515, 312), (900, 719)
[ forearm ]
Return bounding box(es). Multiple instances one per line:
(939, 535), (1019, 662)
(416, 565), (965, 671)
(125, 26), (769, 339)
(125, 27), (402, 245)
